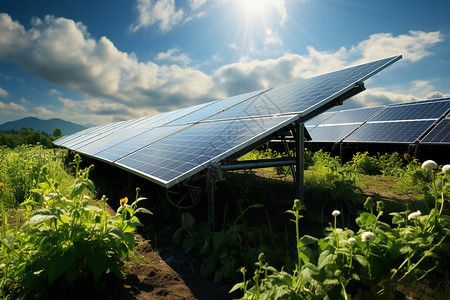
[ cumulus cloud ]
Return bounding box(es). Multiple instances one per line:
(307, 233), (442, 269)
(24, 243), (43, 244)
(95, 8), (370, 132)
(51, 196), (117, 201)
(0, 13), (213, 112)
(0, 100), (27, 114)
(155, 47), (191, 67)
(131, 0), (184, 33)
(0, 87), (9, 98)
(352, 31), (444, 63)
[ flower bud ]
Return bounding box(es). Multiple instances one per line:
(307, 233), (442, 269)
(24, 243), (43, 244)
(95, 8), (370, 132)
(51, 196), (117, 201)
(332, 210), (340, 217)
(361, 232), (376, 242)
(422, 160), (438, 171)
(443, 164), (450, 175)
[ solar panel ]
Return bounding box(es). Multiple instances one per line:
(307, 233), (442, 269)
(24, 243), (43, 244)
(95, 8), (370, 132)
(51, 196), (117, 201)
(369, 100), (450, 121)
(309, 124), (361, 142)
(54, 55), (401, 188)
(167, 89), (267, 125)
(420, 118), (450, 144)
(321, 106), (383, 124)
(304, 111), (336, 126)
(343, 120), (435, 143)
(116, 115), (295, 186)
(205, 56), (401, 121)
(95, 124), (190, 162)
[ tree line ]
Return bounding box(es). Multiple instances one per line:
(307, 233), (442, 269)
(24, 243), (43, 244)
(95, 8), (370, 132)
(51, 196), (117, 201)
(0, 127), (62, 148)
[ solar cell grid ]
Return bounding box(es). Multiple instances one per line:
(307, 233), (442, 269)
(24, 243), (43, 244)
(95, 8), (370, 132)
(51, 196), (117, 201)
(321, 106), (383, 125)
(304, 111), (335, 126)
(420, 119), (450, 144)
(309, 124), (361, 142)
(168, 90), (266, 125)
(116, 115), (294, 186)
(369, 100), (450, 122)
(206, 56), (401, 121)
(95, 124), (190, 162)
(344, 120), (435, 143)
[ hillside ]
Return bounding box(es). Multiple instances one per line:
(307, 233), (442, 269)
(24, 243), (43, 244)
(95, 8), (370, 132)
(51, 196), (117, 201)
(0, 117), (87, 135)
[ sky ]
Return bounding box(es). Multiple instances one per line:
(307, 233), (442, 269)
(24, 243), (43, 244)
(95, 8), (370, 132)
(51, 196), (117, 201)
(0, 0), (449, 126)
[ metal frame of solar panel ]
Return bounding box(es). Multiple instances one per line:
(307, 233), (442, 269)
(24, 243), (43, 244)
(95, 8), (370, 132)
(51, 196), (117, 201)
(54, 55), (401, 189)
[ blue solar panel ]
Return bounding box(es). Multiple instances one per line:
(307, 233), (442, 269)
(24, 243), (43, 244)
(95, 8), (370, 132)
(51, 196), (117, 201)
(205, 56), (401, 121)
(369, 100), (450, 121)
(168, 90), (266, 125)
(421, 119), (450, 144)
(54, 55), (401, 188)
(321, 106), (383, 125)
(309, 124), (361, 142)
(304, 111), (335, 126)
(95, 124), (190, 162)
(344, 120), (435, 143)
(116, 116), (294, 186)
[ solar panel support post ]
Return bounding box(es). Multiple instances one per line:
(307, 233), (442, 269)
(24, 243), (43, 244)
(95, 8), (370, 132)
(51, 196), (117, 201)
(206, 168), (218, 232)
(295, 123), (305, 201)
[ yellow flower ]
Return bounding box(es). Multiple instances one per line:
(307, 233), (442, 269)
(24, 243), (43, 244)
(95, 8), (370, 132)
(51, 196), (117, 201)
(0, 182), (4, 192)
(120, 197), (128, 207)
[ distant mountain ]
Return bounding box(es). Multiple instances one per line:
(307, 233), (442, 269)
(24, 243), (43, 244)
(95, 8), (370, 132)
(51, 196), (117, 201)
(0, 117), (87, 135)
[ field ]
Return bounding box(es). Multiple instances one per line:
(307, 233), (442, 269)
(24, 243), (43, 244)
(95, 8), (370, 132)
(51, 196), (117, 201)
(0, 146), (449, 299)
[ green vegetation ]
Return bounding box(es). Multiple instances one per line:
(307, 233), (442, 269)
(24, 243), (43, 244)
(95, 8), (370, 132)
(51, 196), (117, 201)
(0, 127), (62, 148)
(1, 145), (448, 299)
(229, 151), (449, 299)
(0, 148), (151, 298)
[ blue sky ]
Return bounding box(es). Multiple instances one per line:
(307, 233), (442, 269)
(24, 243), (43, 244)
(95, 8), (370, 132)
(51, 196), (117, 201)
(0, 0), (449, 126)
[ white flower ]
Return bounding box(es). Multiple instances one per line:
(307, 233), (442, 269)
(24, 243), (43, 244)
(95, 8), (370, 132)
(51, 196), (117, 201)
(408, 210), (422, 220)
(348, 237), (357, 245)
(332, 210), (340, 217)
(422, 160), (438, 171)
(361, 232), (376, 242)
(443, 164), (450, 175)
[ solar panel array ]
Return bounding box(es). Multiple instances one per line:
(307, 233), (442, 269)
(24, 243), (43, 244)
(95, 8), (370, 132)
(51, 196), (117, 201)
(307, 97), (450, 144)
(54, 55), (401, 188)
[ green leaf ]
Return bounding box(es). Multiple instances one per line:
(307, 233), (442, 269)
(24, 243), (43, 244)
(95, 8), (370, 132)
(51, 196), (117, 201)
(87, 250), (108, 282)
(182, 211), (195, 229)
(70, 182), (85, 199)
(299, 235), (319, 245)
(172, 228), (183, 245)
(354, 254), (368, 267)
(318, 250), (336, 269)
(86, 179), (95, 192)
(134, 207), (153, 215)
(229, 282), (244, 293)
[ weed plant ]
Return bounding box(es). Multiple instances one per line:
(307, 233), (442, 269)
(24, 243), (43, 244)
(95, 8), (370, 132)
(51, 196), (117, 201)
(231, 161), (450, 299)
(0, 153), (152, 298)
(0, 145), (71, 210)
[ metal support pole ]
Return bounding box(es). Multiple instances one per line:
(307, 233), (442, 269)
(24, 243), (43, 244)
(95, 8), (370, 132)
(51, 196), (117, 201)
(295, 123), (305, 201)
(206, 169), (216, 232)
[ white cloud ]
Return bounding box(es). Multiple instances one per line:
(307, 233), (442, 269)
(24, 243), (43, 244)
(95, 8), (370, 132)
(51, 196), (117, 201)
(155, 47), (191, 67)
(272, 0), (287, 25)
(20, 97), (30, 104)
(131, 0), (184, 33)
(0, 100), (27, 114)
(48, 89), (62, 96)
(352, 31), (444, 63)
(0, 87), (9, 98)
(189, 0), (206, 10)
(352, 88), (418, 107)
